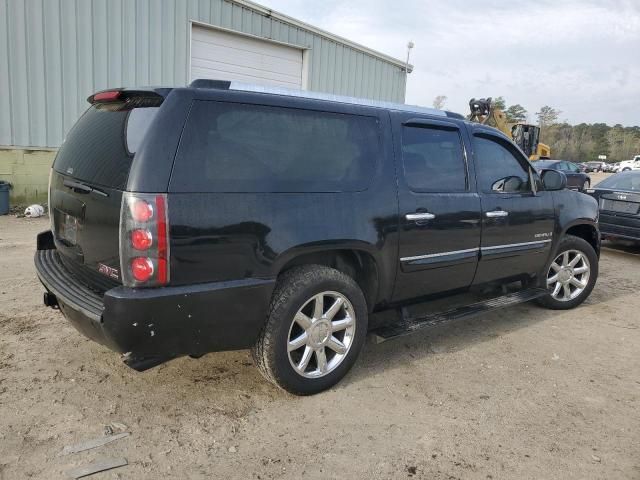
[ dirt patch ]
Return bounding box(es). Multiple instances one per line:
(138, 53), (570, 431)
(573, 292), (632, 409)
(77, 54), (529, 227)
(0, 215), (639, 479)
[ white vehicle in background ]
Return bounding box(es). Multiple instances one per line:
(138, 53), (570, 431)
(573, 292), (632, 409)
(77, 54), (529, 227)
(632, 155), (640, 170)
(618, 158), (638, 172)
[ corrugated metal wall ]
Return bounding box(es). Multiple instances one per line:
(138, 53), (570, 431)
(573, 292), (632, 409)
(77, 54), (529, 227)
(0, 0), (408, 148)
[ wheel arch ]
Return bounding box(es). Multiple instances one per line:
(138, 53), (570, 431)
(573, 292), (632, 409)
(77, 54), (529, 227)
(274, 247), (381, 313)
(563, 222), (600, 256)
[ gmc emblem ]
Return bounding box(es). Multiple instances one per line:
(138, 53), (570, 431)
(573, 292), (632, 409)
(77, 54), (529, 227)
(98, 263), (119, 280)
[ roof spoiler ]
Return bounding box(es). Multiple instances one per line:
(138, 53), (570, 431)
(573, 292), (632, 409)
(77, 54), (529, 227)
(87, 89), (166, 108)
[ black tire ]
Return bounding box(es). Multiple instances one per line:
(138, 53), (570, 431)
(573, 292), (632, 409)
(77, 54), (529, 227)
(252, 265), (368, 395)
(536, 234), (598, 310)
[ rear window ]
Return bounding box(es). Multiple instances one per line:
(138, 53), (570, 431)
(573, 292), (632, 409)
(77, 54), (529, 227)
(54, 106), (159, 190)
(401, 125), (467, 192)
(170, 101), (381, 192)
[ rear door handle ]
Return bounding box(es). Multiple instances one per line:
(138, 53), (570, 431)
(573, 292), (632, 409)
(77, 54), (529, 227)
(486, 210), (509, 218)
(406, 212), (436, 221)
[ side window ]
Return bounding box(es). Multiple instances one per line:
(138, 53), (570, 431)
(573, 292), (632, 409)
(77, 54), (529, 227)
(171, 101), (381, 193)
(401, 126), (467, 192)
(568, 162), (579, 173)
(473, 136), (531, 194)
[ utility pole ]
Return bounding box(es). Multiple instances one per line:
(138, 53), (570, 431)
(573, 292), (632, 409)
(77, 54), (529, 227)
(404, 41), (414, 101)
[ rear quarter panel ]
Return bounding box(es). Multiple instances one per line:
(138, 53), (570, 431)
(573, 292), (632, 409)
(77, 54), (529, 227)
(166, 91), (400, 307)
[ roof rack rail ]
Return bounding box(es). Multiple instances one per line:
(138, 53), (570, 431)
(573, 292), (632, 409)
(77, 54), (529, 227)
(188, 79), (448, 118)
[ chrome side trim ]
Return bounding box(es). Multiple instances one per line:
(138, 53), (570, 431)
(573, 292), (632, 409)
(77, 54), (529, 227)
(481, 239), (552, 251)
(400, 240), (552, 263)
(400, 248), (480, 263)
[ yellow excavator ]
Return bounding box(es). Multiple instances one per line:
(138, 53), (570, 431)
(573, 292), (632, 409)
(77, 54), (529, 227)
(468, 98), (551, 160)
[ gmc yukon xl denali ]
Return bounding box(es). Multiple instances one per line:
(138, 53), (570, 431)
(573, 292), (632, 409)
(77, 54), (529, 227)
(36, 81), (600, 395)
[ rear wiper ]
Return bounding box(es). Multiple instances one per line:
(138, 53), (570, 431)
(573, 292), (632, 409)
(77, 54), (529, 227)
(63, 179), (108, 197)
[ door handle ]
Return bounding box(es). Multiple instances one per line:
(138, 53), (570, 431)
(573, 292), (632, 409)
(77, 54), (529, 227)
(406, 212), (436, 221)
(486, 210), (509, 218)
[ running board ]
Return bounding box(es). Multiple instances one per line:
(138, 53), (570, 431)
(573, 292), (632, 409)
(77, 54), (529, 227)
(371, 288), (547, 343)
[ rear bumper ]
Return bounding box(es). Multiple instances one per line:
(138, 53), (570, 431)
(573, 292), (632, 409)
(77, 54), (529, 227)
(35, 231), (275, 370)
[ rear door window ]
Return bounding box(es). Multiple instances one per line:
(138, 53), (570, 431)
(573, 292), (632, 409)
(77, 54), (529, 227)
(401, 125), (467, 192)
(170, 101), (381, 192)
(53, 106), (159, 190)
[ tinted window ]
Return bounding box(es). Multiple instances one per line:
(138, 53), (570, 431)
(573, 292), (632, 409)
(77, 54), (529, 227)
(54, 106), (159, 189)
(401, 126), (466, 192)
(474, 136), (531, 193)
(171, 101), (381, 192)
(596, 172), (640, 191)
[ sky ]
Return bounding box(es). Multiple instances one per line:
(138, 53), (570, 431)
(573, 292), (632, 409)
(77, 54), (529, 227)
(260, 0), (640, 126)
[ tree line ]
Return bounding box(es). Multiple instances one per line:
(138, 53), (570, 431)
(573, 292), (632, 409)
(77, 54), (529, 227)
(433, 95), (640, 163)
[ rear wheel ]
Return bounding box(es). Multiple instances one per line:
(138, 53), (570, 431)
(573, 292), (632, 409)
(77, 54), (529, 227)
(536, 235), (598, 310)
(252, 265), (368, 395)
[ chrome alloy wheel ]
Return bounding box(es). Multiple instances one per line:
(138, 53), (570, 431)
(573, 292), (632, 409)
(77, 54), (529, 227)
(546, 249), (591, 301)
(287, 291), (356, 378)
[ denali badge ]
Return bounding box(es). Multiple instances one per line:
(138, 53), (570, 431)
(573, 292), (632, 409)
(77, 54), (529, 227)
(618, 195), (627, 200)
(534, 232), (553, 238)
(98, 263), (119, 280)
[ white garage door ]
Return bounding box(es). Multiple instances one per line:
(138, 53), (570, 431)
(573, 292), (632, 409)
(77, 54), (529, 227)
(190, 25), (303, 89)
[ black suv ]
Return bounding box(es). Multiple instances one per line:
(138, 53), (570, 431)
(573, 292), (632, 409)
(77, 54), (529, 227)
(36, 81), (600, 395)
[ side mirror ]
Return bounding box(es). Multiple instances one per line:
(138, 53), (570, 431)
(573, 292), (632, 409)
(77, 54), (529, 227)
(540, 169), (567, 191)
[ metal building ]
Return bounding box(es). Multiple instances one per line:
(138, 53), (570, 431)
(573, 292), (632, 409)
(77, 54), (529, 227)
(0, 0), (410, 151)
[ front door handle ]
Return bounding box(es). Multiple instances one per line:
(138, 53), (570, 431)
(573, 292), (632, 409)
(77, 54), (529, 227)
(406, 212), (436, 221)
(486, 210), (509, 218)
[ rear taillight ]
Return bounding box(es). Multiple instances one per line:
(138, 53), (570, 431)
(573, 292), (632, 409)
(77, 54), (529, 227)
(120, 193), (170, 287)
(92, 90), (121, 102)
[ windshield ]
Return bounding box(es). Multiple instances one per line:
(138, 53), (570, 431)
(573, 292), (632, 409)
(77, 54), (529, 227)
(596, 171), (640, 191)
(54, 106), (159, 190)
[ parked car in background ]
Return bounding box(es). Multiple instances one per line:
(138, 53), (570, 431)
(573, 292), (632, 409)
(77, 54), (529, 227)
(632, 156), (640, 170)
(585, 161), (604, 172)
(533, 160), (591, 191)
(575, 162), (588, 173)
(587, 170), (640, 243)
(601, 163), (615, 173)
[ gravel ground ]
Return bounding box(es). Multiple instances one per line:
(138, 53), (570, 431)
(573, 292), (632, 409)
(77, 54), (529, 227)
(0, 208), (639, 479)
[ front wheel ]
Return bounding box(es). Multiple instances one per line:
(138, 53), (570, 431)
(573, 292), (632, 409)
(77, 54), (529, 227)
(536, 235), (598, 310)
(252, 265), (368, 395)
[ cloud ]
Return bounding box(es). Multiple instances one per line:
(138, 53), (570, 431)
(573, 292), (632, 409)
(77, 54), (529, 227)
(260, 0), (640, 125)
